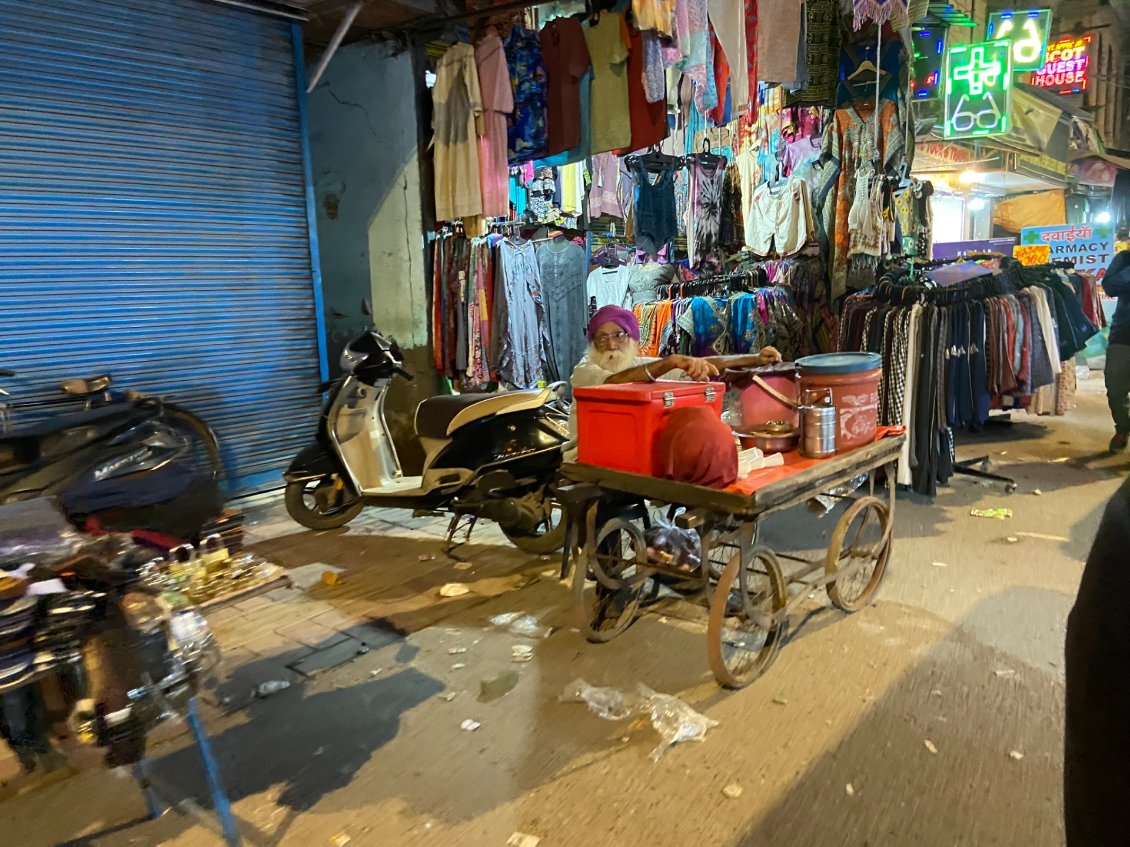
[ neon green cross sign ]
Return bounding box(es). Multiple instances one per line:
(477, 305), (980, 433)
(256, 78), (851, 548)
(944, 40), (1012, 140)
(987, 9), (1052, 72)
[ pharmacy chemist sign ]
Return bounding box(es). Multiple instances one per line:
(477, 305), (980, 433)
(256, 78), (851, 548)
(944, 40), (1012, 139)
(1020, 223), (1115, 281)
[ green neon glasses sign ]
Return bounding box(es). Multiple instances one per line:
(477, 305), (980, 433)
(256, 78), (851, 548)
(986, 9), (1052, 72)
(943, 40), (1012, 140)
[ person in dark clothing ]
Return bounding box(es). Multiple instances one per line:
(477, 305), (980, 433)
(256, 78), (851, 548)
(1065, 476), (1130, 844)
(1102, 249), (1130, 451)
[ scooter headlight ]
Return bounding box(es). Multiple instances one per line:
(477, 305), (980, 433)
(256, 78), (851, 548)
(340, 346), (364, 373)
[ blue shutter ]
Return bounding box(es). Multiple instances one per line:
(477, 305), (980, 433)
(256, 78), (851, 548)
(0, 0), (325, 494)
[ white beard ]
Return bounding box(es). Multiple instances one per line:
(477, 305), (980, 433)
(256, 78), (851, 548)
(591, 340), (640, 374)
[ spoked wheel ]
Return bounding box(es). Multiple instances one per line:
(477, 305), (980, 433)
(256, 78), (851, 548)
(502, 494), (567, 555)
(825, 494), (892, 612)
(284, 475), (363, 530)
(573, 516), (653, 643)
(707, 543), (788, 689)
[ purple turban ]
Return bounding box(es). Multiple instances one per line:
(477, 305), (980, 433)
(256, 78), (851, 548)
(588, 305), (640, 342)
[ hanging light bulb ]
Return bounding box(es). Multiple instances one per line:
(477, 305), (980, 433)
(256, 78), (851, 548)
(1095, 210), (1113, 224)
(968, 197), (987, 211)
(959, 169), (980, 185)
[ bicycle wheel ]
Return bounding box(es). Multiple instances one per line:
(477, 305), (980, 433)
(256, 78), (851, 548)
(707, 543), (788, 689)
(825, 495), (891, 613)
(573, 516), (652, 643)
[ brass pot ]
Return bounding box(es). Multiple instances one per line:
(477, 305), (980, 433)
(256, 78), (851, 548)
(734, 420), (800, 454)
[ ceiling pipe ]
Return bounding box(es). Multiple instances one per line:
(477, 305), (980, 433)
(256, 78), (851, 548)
(306, 0), (364, 93)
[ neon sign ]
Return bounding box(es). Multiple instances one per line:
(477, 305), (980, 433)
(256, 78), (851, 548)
(1031, 35), (1091, 94)
(911, 27), (945, 100)
(986, 9), (1052, 72)
(943, 40), (1012, 140)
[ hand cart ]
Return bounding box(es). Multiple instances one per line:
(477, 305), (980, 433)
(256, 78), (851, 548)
(558, 430), (905, 689)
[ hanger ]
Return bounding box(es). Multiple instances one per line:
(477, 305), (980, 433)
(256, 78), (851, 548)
(847, 58), (886, 84)
(629, 145), (679, 173)
(696, 138), (722, 168)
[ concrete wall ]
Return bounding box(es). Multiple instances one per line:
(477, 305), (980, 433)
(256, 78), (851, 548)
(307, 41), (437, 472)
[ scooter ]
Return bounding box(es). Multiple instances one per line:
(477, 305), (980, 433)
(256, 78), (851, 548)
(283, 321), (569, 554)
(0, 370), (222, 538)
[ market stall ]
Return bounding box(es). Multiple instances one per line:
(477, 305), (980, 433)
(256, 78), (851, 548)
(391, 0), (1119, 550)
(560, 429), (902, 688)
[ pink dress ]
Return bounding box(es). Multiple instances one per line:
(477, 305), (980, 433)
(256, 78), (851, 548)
(475, 32), (514, 218)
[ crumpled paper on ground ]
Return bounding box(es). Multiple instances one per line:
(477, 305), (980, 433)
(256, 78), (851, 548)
(561, 678), (719, 760)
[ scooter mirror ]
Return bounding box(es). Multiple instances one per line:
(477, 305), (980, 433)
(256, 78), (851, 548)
(361, 298), (372, 316)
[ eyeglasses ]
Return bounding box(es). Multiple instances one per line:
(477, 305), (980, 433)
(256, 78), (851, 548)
(593, 331), (630, 348)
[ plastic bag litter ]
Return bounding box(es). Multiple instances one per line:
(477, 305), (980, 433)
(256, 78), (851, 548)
(560, 679), (718, 759)
(639, 684), (719, 761)
(489, 611), (552, 639)
(561, 678), (639, 720)
(255, 680), (291, 699)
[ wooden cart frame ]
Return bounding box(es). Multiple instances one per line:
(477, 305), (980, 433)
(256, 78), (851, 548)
(558, 434), (905, 688)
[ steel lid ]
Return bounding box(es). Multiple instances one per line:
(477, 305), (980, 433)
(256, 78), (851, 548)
(796, 352), (882, 375)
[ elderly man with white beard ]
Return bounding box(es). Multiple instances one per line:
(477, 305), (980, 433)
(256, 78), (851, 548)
(566, 305), (782, 455)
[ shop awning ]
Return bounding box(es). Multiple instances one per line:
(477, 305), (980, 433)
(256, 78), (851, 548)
(1068, 151), (1130, 188)
(1070, 150), (1130, 171)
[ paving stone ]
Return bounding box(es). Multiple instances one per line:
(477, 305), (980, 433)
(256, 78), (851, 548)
(287, 636), (368, 677)
(342, 621), (405, 651)
(311, 608), (365, 631)
(241, 631), (315, 660)
(276, 619), (349, 649)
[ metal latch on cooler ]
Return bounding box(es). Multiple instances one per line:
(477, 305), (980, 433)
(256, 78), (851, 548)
(663, 391), (675, 407)
(705, 387), (716, 403)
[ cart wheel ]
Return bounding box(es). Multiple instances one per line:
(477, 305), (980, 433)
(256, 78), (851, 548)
(573, 517), (652, 643)
(707, 546), (788, 689)
(825, 495), (892, 613)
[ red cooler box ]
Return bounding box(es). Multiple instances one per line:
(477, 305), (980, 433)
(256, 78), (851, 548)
(574, 382), (726, 475)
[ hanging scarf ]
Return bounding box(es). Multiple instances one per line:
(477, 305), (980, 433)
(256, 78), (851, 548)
(851, 0), (908, 31)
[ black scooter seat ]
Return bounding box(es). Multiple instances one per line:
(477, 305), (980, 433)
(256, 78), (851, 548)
(415, 394), (497, 439)
(415, 390), (547, 440)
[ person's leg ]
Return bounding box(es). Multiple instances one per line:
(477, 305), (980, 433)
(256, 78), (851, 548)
(1104, 343), (1130, 450)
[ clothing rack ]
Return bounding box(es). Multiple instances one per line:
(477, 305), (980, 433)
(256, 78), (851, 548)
(841, 258), (1090, 495)
(658, 270), (771, 299)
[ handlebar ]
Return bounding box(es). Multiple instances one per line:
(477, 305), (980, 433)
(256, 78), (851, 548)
(395, 367), (414, 382)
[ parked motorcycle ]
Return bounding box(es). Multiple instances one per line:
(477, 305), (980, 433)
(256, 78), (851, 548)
(0, 370), (222, 539)
(0, 514), (218, 771)
(284, 320), (569, 554)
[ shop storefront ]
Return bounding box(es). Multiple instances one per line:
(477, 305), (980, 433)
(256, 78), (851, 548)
(395, 1), (1106, 499)
(0, 0), (327, 493)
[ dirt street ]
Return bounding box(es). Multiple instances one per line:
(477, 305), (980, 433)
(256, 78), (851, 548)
(1, 373), (1123, 847)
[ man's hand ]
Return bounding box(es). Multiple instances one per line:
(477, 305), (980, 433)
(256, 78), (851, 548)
(757, 346), (783, 365)
(673, 355), (720, 382)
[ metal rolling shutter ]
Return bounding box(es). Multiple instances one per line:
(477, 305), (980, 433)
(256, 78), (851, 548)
(0, 0), (325, 494)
